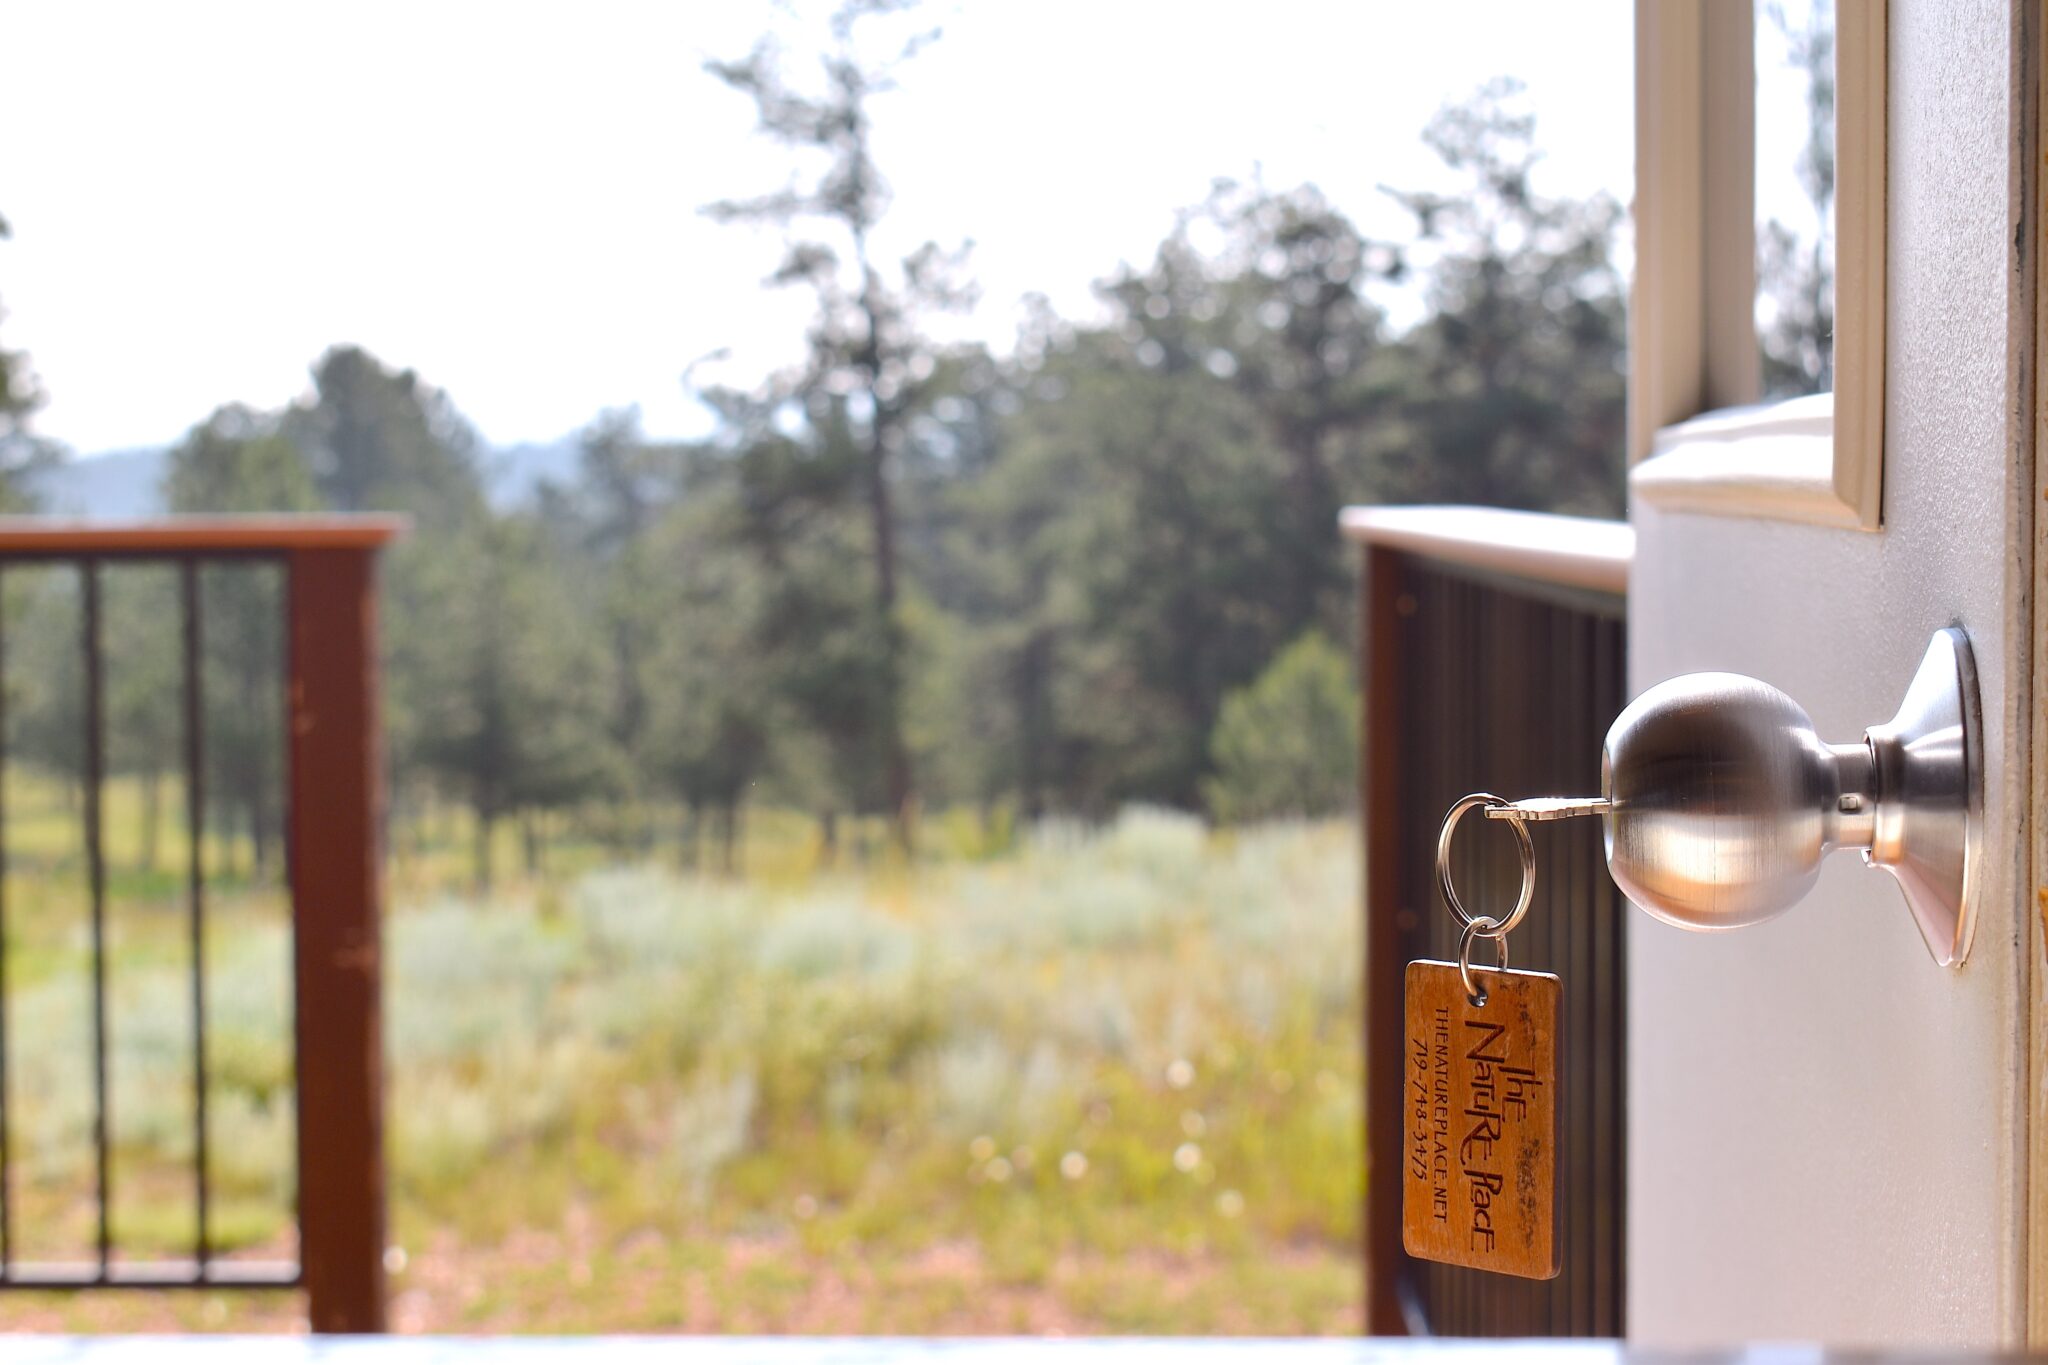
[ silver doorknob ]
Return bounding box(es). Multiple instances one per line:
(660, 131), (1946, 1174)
(1602, 627), (1982, 965)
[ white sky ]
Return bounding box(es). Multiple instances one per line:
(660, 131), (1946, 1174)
(0, 1), (1634, 455)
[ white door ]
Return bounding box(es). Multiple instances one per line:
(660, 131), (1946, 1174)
(1625, 0), (2035, 1347)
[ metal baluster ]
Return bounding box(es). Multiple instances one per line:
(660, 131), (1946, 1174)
(82, 561), (111, 1274)
(183, 563), (209, 1275)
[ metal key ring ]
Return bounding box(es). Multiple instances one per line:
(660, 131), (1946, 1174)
(1458, 917), (1509, 1005)
(1436, 792), (1536, 939)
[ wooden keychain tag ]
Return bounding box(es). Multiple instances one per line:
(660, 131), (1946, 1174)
(1401, 960), (1561, 1280)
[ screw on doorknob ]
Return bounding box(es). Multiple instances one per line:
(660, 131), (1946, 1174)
(1600, 628), (1981, 966)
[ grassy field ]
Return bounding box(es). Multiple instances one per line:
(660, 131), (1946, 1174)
(0, 793), (1361, 1334)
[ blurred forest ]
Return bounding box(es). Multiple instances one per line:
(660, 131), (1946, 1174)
(0, 13), (1634, 882)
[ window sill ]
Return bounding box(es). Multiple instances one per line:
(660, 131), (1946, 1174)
(1630, 392), (1876, 531)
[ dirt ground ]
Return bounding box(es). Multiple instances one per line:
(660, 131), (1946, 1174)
(0, 1233), (1362, 1337)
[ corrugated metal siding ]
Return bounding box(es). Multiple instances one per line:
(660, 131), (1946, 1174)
(1373, 555), (1629, 1337)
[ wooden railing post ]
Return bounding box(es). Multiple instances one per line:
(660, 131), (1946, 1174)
(286, 545), (388, 1333)
(1360, 544), (1409, 1336)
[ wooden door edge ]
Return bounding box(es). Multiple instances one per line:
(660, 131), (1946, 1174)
(2018, 0), (2045, 1345)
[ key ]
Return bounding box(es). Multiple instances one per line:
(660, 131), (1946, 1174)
(1484, 796), (1609, 822)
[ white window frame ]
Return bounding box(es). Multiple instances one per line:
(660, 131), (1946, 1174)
(1629, 0), (1888, 531)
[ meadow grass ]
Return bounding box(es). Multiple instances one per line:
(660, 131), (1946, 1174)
(0, 794), (1361, 1334)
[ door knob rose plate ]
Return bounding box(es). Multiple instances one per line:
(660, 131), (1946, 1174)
(1600, 627), (1982, 967)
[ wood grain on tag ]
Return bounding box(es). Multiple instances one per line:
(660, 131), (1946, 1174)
(1401, 960), (1560, 1280)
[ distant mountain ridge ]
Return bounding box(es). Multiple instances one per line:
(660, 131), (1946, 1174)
(31, 439), (583, 517)
(31, 447), (164, 518)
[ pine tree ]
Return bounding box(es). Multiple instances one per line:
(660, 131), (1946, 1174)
(703, 0), (972, 850)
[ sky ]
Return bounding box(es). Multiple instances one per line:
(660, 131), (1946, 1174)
(0, 1), (1635, 456)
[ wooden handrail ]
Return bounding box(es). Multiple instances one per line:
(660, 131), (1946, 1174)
(1340, 505), (1632, 596)
(0, 516), (405, 554)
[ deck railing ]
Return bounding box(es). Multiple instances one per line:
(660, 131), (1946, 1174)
(0, 518), (398, 1332)
(1346, 505), (1632, 1338)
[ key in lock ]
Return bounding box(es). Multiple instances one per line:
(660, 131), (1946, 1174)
(1474, 626), (1981, 967)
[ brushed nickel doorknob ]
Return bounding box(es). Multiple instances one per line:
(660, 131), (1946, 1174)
(1601, 628), (1981, 965)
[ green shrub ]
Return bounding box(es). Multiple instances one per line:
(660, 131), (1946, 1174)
(1204, 632), (1358, 823)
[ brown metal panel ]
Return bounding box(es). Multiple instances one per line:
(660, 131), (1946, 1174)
(1593, 612), (1629, 1332)
(1567, 605), (1594, 1337)
(286, 547), (388, 1333)
(1369, 555), (1627, 1339)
